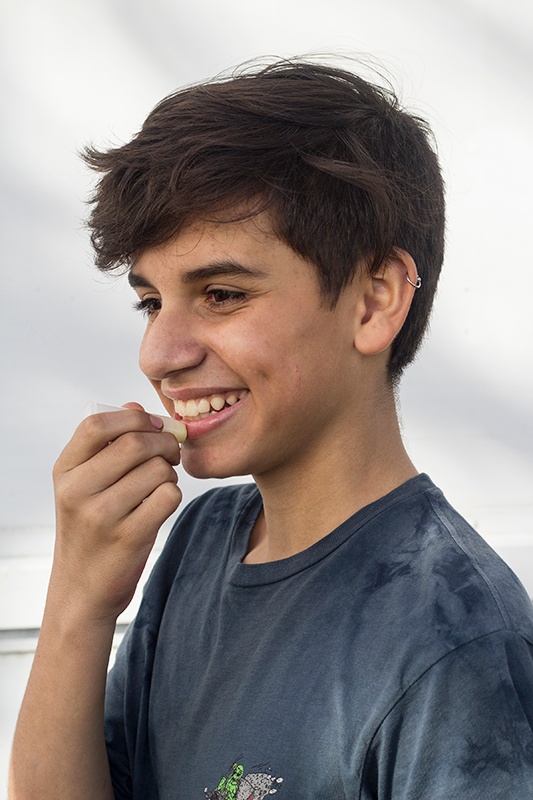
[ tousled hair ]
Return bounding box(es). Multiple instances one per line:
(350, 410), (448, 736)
(83, 58), (445, 382)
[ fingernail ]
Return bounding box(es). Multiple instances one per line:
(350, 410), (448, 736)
(149, 415), (164, 430)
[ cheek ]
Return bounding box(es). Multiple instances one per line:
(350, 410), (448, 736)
(294, 363), (302, 392)
(138, 327), (154, 376)
(215, 323), (274, 377)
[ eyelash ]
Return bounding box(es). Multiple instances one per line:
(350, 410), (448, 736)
(132, 289), (247, 318)
(132, 297), (161, 318)
(205, 288), (247, 308)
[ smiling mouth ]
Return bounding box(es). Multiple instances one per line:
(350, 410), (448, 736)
(175, 390), (248, 421)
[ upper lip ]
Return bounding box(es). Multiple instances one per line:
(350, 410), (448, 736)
(162, 386), (248, 402)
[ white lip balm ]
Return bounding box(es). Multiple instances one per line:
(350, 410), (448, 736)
(85, 402), (187, 443)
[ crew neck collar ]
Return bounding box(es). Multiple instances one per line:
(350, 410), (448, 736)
(228, 473), (434, 587)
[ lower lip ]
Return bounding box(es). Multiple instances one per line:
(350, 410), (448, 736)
(175, 396), (247, 441)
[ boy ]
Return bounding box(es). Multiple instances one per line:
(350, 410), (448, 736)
(9, 59), (533, 799)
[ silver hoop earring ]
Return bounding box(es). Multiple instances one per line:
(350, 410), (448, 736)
(406, 274), (422, 289)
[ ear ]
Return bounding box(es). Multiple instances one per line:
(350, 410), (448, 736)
(354, 249), (419, 356)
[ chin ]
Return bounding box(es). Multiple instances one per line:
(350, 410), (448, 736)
(181, 452), (251, 481)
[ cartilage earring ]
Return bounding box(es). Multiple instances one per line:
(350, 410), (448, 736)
(406, 274), (422, 289)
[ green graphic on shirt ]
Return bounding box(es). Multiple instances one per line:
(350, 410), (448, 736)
(204, 760), (283, 800)
(216, 762), (244, 800)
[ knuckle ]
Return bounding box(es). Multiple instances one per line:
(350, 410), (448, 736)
(131, 409), (150, 426)
(160, 481), (182, 506)
(56, 474), (82, 510)
(115, 431), (148, 459)
(161, 437), (182, 464)
(79, 413), (107, 439)
(151, 455), (177, 481)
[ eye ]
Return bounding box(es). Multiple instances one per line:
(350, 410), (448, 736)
(133, 296), (162, 318)
(205, 288), (247, 308)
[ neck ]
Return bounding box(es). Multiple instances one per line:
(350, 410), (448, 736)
(244, 388), (417, 564)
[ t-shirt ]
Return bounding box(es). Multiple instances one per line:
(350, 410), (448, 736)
(104, 474), (533, 799)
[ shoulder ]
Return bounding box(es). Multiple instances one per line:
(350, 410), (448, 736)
(420, 481), (533, 643)
(350, 475), (533, 687)
(361, 477), (533, 795)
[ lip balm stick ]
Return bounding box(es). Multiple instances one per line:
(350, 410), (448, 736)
(85, 402), (187, 443)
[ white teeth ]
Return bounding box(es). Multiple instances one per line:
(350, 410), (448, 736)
(175, 390), (248, 419)
(210, 395), (225, 411)
(197, 398), (211, 414)
(186, 399), (199, 417)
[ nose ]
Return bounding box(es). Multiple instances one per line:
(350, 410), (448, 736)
(139, 307), (206, 381)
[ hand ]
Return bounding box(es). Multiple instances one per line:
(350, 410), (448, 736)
(51, 403), (183, 623)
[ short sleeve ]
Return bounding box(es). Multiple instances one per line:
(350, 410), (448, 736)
(361, 630), (533, 799)
(104, 627), (134, 800)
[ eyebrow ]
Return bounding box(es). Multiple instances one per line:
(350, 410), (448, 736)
(128, 260), (268, 289)
(128, 272), (155, 289)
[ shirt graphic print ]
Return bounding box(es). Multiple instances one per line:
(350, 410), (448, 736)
(204, 759), (283, 799)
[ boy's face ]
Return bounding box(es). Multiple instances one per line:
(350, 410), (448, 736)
(132, 215), (370, 481)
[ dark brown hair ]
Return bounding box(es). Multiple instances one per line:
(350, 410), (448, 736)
(83, 58), (445, 382)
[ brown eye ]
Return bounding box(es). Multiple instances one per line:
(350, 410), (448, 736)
(133, 297), (162, 317)
(206, 289), (246, 307)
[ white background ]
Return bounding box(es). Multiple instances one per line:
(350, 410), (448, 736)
(1, 0), (532, 793)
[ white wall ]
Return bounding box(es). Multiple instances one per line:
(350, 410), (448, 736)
(1, 0), (532, 794)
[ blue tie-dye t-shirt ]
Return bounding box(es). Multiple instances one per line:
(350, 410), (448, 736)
(105, 474), (533, 799)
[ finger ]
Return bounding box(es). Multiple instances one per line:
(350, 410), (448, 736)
(57, 429), (181, 503)
(56, 409), (175, 474)
(128, 480), (183, 534)
(89, 456), (179, 521)
(84, 466), (182, 541)
(103, 402), (187, 442)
